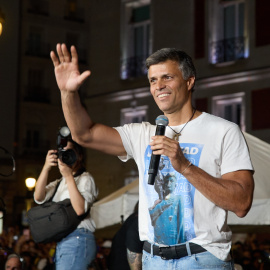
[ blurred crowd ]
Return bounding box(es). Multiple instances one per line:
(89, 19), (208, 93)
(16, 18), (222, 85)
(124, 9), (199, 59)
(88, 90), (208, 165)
(1, 225), (270, 270)
(0, 226), (56, 270)
(231, 233), (270, 270)
(0, 225), (113, 270)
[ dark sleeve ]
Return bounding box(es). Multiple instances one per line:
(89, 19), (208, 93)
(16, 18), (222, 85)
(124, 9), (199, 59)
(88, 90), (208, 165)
(125, 215), (144, 253)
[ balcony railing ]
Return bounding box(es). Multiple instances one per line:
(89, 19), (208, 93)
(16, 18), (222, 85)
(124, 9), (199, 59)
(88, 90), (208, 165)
(120, 55), (148, 80)
(210, 36), (246, 64)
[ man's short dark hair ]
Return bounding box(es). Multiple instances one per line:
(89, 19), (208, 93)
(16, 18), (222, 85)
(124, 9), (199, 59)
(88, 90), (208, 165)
(145, 48), (196, 91)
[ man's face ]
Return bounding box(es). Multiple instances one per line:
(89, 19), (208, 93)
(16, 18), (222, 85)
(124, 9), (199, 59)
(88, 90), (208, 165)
(148, 60), (194, 115)
(5, 257), (22, 270)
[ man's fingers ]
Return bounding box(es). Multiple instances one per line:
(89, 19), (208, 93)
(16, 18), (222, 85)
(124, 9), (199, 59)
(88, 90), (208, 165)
(150, 137), (179, 158)
(50, 43), (77, 67)
(70, 45), (79, 65)
(151, 136), (175, 148)
(78, 70), (91, 85)
(56, 43), (65, 63)
(50, 51), (60, 67)
(61, 43), (71, 63)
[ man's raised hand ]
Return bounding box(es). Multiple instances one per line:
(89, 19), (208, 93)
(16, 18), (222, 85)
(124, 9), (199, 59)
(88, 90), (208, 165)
(50, 43), (91, 93)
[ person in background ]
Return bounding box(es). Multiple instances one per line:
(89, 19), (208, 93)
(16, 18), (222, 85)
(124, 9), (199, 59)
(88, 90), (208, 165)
(5, 253), (23, 270)
(50, 44), (254, 269)
(34, 137), (98, 270)
(109, 202), (143, 270)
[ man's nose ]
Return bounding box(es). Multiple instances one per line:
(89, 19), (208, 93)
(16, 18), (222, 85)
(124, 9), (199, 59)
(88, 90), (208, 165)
(156, 79), (166, 90)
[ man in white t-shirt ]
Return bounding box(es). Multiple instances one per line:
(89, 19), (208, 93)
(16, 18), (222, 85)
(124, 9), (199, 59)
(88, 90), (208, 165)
(50, 44), (254, 269)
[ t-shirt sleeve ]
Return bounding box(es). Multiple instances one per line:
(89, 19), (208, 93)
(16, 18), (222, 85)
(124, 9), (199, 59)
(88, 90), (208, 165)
(114, 122), (155, 163)
(221, 125), (254, 175)
(33, 179), (61, 204)
(76, 172), (98, 212)
(114, 125), (134, 162)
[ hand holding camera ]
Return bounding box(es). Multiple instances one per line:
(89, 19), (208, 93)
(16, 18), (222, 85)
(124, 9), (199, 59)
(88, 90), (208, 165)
(56, 126), (77, 166)
(43, 126), (78, 173)
(44, 150), (58, 171)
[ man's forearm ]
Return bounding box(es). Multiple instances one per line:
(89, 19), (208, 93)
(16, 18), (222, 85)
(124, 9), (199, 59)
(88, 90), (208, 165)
(61, 91), (93, 144)
(127, 249), (142, 270)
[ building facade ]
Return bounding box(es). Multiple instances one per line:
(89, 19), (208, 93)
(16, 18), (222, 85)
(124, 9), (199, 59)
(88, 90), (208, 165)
(0, 0), (269, 227)
(84, 0), (270, 199)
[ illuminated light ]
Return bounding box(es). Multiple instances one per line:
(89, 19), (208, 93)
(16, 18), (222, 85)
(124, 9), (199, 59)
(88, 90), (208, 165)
(0, 8), (5, 36)
(25, 177), (37, 191)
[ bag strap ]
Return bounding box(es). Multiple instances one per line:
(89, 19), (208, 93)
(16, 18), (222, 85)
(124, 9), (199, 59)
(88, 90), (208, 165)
(48, 180), (62, 202)
(78, 207), (90, 221)
(48, 176), (90, 220)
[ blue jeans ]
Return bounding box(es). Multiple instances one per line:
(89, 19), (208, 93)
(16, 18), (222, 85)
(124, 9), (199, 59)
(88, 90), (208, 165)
(142, 250), (234, 270)
(55, 228), (96, 270)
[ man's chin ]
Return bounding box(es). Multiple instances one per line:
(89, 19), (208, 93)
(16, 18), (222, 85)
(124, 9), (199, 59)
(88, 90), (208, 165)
(159, 108), (173, 115)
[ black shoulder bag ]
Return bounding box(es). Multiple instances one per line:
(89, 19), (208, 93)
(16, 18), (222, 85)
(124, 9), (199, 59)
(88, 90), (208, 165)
(27, 180), (89, 244)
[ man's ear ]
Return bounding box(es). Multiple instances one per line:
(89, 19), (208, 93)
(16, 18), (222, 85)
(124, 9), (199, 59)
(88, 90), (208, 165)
(187, 76), (195, 91)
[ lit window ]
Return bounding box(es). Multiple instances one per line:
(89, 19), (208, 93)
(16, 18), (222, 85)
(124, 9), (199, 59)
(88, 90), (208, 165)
(209, 0), (248, 65)
(121, 104), (148, 125)
(212, 92), (245, 130)
(120, 1), (151, 79)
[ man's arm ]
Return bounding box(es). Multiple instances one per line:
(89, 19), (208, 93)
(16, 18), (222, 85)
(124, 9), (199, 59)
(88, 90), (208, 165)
(150, 136), (254, 218)
(127, 249), (142, 270)
(183, 167), (254, 218)
(50, 43), (126, 156)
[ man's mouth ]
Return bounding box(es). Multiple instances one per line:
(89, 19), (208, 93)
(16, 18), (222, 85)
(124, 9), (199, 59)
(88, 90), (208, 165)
(158, 93), (170, 98)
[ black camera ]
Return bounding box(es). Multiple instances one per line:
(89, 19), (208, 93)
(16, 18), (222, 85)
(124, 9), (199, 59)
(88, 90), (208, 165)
(56, 126), (77, 166)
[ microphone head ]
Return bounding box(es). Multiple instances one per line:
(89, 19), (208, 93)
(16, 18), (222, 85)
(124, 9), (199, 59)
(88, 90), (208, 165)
(155, 115), (169, 126)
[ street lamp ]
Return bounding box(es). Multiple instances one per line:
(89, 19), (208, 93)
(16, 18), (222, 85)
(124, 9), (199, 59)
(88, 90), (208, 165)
(25, 177), (36, 191)
(25, 177), (36, 211)
(0, 8), (5, 36)
(0, 198), (5, 235)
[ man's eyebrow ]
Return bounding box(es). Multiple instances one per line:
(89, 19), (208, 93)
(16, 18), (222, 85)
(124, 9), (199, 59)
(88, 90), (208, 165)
(149, 75), (156, 81)
(149, 73), (172, 79)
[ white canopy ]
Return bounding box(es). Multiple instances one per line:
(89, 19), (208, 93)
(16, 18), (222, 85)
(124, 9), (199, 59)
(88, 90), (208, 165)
(91, 132), (270, 229)
(228, 132), (270, 225)
(91, 179), (139, 229)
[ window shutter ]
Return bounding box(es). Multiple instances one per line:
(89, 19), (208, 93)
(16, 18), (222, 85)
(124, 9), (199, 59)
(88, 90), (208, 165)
(252, 88), (270, 129)
(255, 0), (270, 47)
(195, 97), (208, 113)
(194, 0), (205, 59)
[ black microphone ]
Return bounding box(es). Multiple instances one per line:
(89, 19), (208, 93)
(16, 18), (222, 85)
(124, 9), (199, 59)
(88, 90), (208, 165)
(148, 115), (169, 185)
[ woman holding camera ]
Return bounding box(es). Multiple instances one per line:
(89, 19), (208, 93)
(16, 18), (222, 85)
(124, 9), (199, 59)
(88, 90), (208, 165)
(34, 138), (98, 270)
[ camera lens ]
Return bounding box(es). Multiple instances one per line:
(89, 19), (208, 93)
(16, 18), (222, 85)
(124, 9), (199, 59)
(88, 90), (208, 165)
(59, 149), (77, 166)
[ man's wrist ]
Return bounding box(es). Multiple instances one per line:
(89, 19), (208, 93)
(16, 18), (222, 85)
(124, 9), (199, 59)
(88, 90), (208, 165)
(181, 161), (193, 175)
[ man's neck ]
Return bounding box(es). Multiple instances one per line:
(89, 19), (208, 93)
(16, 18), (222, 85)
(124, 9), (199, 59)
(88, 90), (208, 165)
(165, 107), (198, 126)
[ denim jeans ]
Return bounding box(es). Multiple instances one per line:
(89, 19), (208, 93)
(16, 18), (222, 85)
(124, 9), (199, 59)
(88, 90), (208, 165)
(142, 250), (234, 270)
(55, 228), (96, 270)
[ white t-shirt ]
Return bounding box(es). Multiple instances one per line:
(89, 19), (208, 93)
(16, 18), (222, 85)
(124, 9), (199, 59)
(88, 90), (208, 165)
(34, 171), (98, 232)
(115, 112), (253, 261)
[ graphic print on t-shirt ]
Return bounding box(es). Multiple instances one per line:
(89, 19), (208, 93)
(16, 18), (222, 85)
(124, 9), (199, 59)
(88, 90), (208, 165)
(144, 143), (204, 245)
